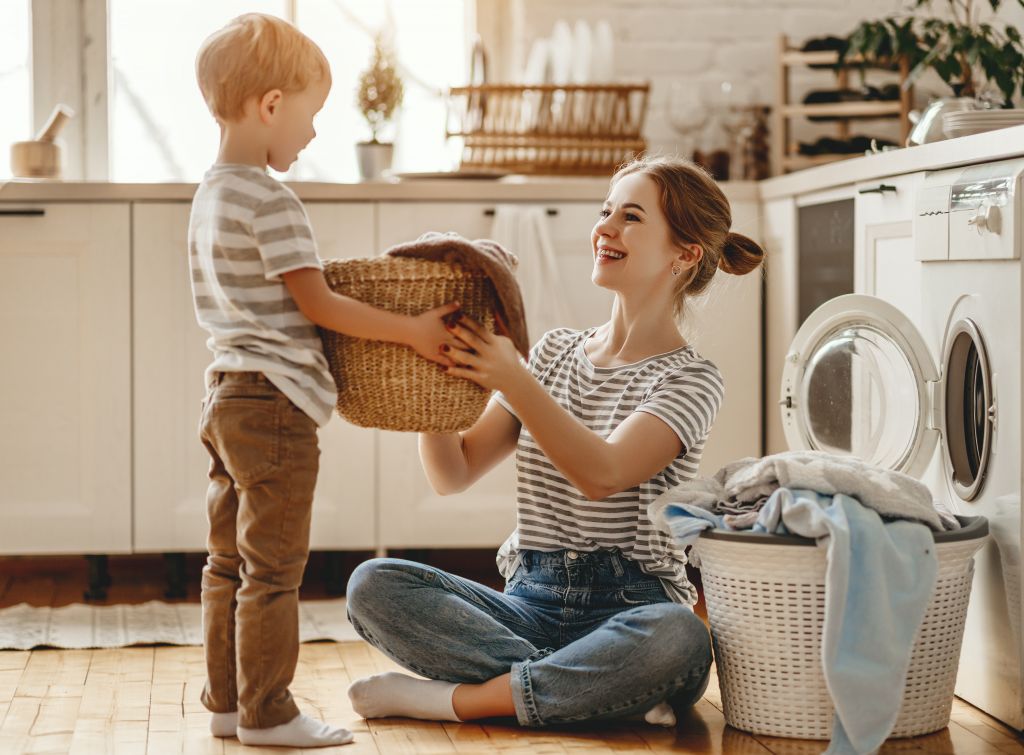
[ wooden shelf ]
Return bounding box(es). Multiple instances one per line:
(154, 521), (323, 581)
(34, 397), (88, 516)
(772, 34), (911, 175)
(781, 102), (903, 119)
(780, 50), (899, 69)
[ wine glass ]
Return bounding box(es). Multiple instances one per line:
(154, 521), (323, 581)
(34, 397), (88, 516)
(667, 81), (709, 158)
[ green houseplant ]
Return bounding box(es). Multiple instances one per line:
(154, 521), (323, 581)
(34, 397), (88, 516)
(355, 35), (405, 179)
(840, 0), (1024, 106)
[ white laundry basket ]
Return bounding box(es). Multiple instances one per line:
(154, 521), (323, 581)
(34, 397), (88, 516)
(695, 515), (988, 740)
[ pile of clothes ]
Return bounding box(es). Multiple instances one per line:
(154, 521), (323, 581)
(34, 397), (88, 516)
(650, 450), (961, 755)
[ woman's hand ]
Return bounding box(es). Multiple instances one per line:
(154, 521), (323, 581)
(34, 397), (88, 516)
(406, 302), (463, 366)
(443, 312), (527, 393)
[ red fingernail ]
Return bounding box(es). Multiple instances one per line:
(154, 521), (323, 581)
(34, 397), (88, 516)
(442, 345), (450, 352)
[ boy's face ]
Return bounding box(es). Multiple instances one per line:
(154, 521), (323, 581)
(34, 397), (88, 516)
(265, 76), (330, 172)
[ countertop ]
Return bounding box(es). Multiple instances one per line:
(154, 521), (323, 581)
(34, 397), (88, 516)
(0, 175), (759, 203)
(7, 123), (1019, 206)
(760, 124), (1024, 201)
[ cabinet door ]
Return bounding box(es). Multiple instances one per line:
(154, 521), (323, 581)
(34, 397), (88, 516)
(132, 202), (377, 552)
(0, 203), (131, 554)
(681, 196), (762, 473)
(375, 202), (518, 547)
(855, 173), (924, 326)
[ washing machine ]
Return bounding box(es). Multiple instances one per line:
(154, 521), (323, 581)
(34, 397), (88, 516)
(777, 157), (1024, 729)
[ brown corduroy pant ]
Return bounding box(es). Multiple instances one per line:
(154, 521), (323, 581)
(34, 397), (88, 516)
(197, 371), (320, 730)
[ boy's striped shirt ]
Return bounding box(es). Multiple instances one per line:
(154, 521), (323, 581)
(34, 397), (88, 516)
(189, 164), (335, 426)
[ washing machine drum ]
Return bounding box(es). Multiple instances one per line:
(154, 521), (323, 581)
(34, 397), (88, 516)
(780, 294), (993, 499)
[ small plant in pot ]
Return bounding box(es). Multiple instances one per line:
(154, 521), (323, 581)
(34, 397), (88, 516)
(355, 35), (404, 180)
(840, 0), (1024, 105)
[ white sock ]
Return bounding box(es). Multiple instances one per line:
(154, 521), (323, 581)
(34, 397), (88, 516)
(236, 713), (354, 748)
(210, 711), (237, 738)
(644, 702), (677, 728)
(348, 672), (461, 721)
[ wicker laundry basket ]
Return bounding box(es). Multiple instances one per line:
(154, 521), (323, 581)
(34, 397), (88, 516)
(319, 257), (497, 433)
(695, 515), (989, 740)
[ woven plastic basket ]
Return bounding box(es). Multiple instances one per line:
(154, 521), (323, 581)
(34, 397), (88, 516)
(695, 515), (988, 740)
(318, 257), (497, 433)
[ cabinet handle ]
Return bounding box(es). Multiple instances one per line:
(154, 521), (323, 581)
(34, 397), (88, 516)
(483, 208), (558, 217)
(857, 184), (897, 195)
(0, 208), (46, 217)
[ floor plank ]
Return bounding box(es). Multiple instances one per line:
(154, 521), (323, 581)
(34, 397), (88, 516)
(1, 640), (1023, 754)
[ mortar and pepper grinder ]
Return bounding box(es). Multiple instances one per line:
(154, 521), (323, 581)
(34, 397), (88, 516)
(10, 104), (75, 179)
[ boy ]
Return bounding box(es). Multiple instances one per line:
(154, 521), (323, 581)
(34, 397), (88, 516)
(191, 14), (457, 748)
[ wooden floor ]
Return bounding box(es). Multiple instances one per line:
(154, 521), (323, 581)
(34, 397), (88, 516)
(2, 555), (1024, 754)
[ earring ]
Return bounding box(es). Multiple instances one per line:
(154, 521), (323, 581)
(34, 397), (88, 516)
(671, 265), (681, 276)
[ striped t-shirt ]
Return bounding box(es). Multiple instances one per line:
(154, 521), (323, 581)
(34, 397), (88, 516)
(188, 164), (336, 426)
(494, 327), (725, 605)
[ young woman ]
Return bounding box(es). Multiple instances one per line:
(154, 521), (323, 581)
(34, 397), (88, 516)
(345, 156), (765, 728)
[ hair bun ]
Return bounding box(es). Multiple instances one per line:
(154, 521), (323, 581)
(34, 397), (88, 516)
(719, 232), (765, 276)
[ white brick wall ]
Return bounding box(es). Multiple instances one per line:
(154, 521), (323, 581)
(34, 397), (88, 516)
(496, 0), (1021, 169)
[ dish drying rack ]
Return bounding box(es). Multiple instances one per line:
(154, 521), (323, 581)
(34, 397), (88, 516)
(446, 83), (650, 176)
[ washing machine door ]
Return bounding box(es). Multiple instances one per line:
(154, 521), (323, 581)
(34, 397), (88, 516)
(780, 294), (939, 478)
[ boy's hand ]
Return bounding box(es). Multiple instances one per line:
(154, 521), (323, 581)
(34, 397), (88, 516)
(408, 302), (463, 366)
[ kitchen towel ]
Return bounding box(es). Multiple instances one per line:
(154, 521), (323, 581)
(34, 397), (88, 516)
(490, 205), (573, 341)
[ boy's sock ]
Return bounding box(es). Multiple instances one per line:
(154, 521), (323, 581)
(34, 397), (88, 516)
(644, 702), (677, 727)
(236, 713), (354, 748)
(348, 672), (461, 721)
(210, 711), (238, 737)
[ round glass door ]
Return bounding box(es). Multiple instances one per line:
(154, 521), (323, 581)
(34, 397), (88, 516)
(781, 295), (938, 477)
(801, 323), (921, 468)
(943, 319), (993, 501)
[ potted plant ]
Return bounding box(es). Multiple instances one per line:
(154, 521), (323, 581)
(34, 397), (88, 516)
(839, 0), (1024, 107)
(355, 35), (404, 180)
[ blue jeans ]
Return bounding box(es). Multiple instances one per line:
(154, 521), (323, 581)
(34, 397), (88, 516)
(346, 549), (712, 727)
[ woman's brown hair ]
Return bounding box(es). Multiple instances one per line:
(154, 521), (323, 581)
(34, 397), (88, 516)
(611, 156), (765, 319)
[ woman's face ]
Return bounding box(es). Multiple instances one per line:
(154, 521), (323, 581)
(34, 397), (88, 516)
(590, 172), (691, 295)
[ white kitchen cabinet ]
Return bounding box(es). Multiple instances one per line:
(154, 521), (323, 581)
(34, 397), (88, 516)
(0, 203), (132, 554)
(680, 195), (762, 474)
(132, 202), (377, 552)
(374, 202), (521, 548)
(762, 195), (798, 455)
(854, 172), (925, 325)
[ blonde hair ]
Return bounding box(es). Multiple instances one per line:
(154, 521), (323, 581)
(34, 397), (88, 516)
(196, 13), (330, 122)
(612, 156), (765, 320)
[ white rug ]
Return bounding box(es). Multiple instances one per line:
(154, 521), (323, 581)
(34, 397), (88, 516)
(0, 599), (359, 650)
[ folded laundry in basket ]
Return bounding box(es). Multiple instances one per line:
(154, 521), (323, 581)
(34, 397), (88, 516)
(756, 489), (937, 755)
(649, 450), (956, 533)
(651, 487), (940, 755)
(385, 231), (530, 358)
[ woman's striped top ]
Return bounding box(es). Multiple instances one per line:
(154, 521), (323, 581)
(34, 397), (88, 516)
(494, 327), (724, 605)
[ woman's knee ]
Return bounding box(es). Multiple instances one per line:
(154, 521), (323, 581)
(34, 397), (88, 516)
(346, 557), (421, 619)
(643, 604), (712, 676)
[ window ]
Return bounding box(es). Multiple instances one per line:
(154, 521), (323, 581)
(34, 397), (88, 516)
(108, 0), (467, 182)
(0, 1), (31, 178)
(109, 1), (287, 182)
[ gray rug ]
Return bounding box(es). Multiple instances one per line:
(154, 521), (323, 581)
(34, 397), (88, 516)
(0, 599), (359, 650)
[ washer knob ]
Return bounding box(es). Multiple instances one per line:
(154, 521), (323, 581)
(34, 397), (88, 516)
(967, 203), (1001, 234)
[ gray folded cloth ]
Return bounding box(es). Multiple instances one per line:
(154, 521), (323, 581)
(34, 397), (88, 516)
(658, 450), (955, 532)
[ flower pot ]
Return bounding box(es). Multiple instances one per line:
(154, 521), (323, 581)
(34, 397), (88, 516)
(355, 141), (393, 180)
